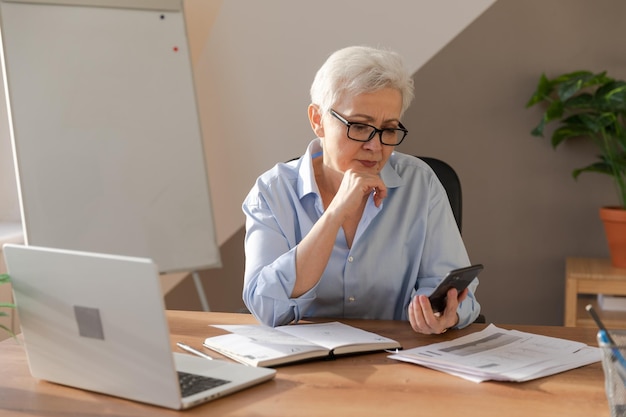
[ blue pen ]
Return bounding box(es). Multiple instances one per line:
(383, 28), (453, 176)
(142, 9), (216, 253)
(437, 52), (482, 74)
(598, 330), (626, 369)
(598, 329), (626, 385)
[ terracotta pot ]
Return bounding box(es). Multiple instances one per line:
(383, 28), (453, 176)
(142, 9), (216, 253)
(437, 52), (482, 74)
(599, 207), (626, 268)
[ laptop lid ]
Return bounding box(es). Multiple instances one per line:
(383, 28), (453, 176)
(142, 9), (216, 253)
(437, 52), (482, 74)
(3, 244), (275, 409)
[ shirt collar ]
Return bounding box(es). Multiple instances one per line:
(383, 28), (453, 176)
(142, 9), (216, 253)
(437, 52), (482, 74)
(297, 139), (322, 199)
(380, 152), (403, 188)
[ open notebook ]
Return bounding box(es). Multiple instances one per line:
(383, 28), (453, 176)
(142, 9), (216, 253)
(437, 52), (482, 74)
(3, 244), (275, 409)
(204, 321), (401, 367)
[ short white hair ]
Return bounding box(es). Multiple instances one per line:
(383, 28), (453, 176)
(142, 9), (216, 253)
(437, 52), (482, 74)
(310, 45), (414, 116)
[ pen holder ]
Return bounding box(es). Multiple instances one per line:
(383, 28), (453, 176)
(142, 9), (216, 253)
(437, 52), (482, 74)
(599, 330), (626, 417)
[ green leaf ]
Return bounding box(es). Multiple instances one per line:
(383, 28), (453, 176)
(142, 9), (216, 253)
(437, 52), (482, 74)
(0, 274), (10, 284)
(526, 73), (554, 107)
(558, 79), (587, 102)
(552, 70), (596, 84)
(596, 82), (626, 111)
(564, 93), (595, 110)
(544, 100), (565, 122)
(587, 113), (615, 132)
(0, 324), (15, 339)
(0, 302), (15, 309)
(555, 71), (609, 101)
(573, 161), (613, 179)
(551, 125), (594, 147)
(531, 119), (546, 137)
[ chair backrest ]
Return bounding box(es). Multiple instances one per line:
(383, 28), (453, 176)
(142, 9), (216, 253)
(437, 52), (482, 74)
(416, 156), (462, 234)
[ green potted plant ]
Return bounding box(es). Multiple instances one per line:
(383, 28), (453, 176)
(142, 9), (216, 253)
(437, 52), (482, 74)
(0, 273), (15, 337)
(526, 70), (626, 268)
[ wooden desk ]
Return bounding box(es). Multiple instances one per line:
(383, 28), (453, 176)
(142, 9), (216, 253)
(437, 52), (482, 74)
(0, 311), (609, 417)
(565, 257), (626, 327)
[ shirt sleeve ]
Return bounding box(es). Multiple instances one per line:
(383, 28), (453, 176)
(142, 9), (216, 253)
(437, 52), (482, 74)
(241, 180), (317, 327)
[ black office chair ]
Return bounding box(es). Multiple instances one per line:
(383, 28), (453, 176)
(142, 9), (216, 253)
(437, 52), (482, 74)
(416, 156), (462, 234)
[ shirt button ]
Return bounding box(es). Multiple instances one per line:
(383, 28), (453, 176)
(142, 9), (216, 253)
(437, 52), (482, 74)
(348, 296), (355, 302)
(348, 256), (354, 263)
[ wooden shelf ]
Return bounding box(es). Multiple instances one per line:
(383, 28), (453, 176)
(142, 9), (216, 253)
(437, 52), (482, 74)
(565, 258), (626, 327)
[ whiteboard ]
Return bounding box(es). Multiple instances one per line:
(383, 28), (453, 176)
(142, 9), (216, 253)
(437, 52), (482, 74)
(0, 0), (221, 273)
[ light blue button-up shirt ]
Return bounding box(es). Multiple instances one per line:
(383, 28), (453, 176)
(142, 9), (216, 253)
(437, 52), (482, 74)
(242, 139), (480, 328)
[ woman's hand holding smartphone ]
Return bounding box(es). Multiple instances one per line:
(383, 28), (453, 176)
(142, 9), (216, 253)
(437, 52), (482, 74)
(428, 264), (483, 313)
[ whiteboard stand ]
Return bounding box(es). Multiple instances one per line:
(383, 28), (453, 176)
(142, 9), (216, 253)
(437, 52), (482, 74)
(191, 271), (210, 311)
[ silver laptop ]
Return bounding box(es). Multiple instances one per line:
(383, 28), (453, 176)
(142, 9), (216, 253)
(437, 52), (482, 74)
(2, 243), (276, 410)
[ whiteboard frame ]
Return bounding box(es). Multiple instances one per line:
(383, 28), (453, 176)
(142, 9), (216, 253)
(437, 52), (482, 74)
(2, 0), (182, 12)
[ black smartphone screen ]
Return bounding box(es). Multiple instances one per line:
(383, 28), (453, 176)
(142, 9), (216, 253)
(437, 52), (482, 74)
(428, 264), (483, 313)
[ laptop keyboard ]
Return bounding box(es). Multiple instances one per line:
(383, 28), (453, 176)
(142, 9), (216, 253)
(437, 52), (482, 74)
(178, 371), (230, 397)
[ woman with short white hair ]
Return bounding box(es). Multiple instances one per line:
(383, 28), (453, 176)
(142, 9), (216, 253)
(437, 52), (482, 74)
(242, 45), (480, 334)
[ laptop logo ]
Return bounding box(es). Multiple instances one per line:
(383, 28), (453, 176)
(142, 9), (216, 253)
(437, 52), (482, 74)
(73, 305), (105, 340)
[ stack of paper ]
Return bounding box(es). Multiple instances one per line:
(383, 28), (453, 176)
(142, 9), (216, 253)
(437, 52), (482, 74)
(389, 324), (601, 383)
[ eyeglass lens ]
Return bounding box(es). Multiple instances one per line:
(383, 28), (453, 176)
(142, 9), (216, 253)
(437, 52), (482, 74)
(347, 124), (405, 145)
(330, 109), (407, 146)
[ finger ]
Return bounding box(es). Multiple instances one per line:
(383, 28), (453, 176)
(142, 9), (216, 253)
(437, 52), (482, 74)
(408, 298), (423, 333)
(410, 297), (430, 333)
(418, 295), (441, 331)
(416, 296), (447, 334)
(457, 288), (469, 304)
(442, 288), (459, 315)
(341, 170), (384, 201)
(372, 185), (387, 207)
(446, 288), (459, 307)
(407, 300), (417, 332)
(373, 188), (384, 207)
(373, 182), (387, 198)
(437, 288), (464, 329)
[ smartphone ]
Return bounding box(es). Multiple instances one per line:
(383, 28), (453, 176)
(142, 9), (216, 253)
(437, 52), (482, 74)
(428, 264), (483, 313)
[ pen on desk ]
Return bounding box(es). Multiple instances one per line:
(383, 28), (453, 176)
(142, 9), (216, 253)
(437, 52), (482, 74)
(586, 304), (617, 344)
(176, 342), (214, 361)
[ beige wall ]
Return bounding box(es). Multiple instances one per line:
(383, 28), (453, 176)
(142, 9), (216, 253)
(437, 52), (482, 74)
(165, 228), (246, 312)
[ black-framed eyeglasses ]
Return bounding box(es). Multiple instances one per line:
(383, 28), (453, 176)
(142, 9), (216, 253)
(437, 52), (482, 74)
(329, 109), (408, 146)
